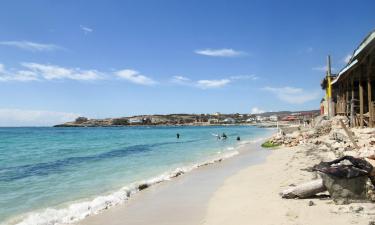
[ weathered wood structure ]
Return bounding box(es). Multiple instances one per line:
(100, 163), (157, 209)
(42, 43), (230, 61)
(331, 30), (375, 127)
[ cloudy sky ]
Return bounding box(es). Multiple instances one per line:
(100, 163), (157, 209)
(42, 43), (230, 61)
(0, 0), (374, 126)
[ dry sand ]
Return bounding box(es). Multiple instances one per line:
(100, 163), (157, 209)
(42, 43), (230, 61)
(203, 145), (375, 225)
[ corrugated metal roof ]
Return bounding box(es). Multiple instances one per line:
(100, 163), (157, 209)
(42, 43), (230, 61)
(353, 30), (375, 59)
(331, 30), (375, 85)
(331, 59), (358, 85)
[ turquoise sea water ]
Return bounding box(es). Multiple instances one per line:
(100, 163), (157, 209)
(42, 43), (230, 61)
(0, 126), (270, 225)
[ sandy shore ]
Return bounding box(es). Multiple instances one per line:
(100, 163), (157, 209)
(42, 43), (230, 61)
(203, 144), (375, 225)
(76, 139), (271, 225)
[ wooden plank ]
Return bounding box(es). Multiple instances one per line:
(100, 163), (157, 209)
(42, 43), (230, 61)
(343, 82), (347, 116)
(359, 68), (364, 128)
(368, 55), (373, 127)
(351, 76), (355, 127)
(339, 119), (360, 150)
(346, 79), (349, 116)
(368, 68), (372, 127)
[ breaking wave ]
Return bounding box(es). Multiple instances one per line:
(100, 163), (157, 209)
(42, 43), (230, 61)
(5, 150), (240, 225)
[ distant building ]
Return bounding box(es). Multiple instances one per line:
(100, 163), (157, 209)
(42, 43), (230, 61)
(256, 116), (265, 122)
(208, 118), (219, 124)
(223, 118), (236, 124)
(281, 115), (298, 121)
(151, 117), (168, 124)
(212, 112), (221, 116)
(269, 115), (278, 122)
(128, 118), (143, 124)
(246, 118), (255, 123)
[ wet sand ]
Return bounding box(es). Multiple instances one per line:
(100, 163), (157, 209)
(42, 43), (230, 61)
(77, 141), (269, 225)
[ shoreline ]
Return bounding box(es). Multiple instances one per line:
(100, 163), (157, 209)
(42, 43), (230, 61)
(7, 129), (274, 225)
(76, 134), (273, 225)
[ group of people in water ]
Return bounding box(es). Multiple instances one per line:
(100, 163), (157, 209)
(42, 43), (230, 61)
(176, 132), (240, 141)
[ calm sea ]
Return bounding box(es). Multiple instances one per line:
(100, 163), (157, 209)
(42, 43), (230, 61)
(0, 126), (271, 225)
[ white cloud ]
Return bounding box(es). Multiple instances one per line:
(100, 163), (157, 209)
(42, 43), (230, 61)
(173, 75), (190, 82)
(21, 63), (102, 81)
(251, 107), (265, 114)
(0, 64), (39, 82)
(263, 86), (321, 104)
(195, 48), (246, 57)
(343, 54), (352, 64)
(0, 41), (61, 52)
(0, 64), (4, 73)
(1, 63), (160, 85)
(115, 69), (156, 85)
(230, 75), (258, 80)
(197, 79), (231, 89)
(80, 25), (93, 34)
(171, 75), (191, 85)
(0, 108), (79, 126)
(171, 74), (258, 89)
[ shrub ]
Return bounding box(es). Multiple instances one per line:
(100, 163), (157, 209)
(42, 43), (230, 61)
(261, 140), (281, 148)
(112, 118), (129, 125)
(75, 117), (88, 124)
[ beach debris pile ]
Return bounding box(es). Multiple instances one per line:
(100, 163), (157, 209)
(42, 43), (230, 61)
(278, 115), (375, 205)
(265, 128), (307, 148)
(281, 156), (375, 204)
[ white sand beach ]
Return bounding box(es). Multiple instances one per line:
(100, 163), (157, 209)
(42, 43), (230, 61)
(203, 146), (374, 225)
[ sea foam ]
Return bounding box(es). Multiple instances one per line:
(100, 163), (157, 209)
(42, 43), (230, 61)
(7, 150), (239, 225)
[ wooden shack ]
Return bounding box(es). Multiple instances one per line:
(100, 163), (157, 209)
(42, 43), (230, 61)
(330, 30), (375, 127)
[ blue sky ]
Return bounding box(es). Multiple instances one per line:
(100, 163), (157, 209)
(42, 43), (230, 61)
(0, 0), (374, 126)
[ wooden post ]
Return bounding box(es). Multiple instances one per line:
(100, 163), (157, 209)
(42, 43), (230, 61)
(368, 71), (372, 127)
(346, 79), (349, 116)
(337, 85), (340, 114)
(351, 76), (355, 127)
(359, 67), (364, 128)
(327, 55), (333, 118)
(341, 82), (346, 113)
(368, 55), (373, 127)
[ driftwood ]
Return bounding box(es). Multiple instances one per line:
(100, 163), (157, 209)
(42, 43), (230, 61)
(281, 179), (326, 199)
(339, 119), (360, 150)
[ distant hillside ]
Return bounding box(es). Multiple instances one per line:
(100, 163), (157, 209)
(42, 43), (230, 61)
(54, 109), (320, 127)
(254, 110), (320, 117)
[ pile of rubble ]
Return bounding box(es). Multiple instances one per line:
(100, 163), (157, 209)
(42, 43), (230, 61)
(267, 117), (333, 148)
(267, 115), (375, 157)
(268, 131), (304, 147)
(277, 115), (375, 206)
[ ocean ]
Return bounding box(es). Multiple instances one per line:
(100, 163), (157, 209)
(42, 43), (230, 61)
(0, 125), (271, 225)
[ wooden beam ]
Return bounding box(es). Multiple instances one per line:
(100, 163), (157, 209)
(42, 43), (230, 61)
(351, 76), (355, 127)
(359, 67), (364, 128)
(368, 55), (373, 127)
(346, 78), (349, 116)
(339, 119), (360, 150)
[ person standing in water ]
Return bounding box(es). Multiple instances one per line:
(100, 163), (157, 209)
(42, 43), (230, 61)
(176, 133), (180, 139)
